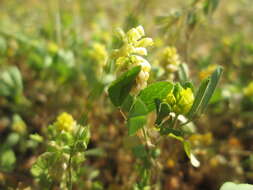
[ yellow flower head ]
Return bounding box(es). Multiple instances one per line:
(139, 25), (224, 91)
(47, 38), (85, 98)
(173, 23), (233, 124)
(54, 112), (76, 132)
(90, 42), (108, 66)
(243, 82), (253, 97)
(160, 46), (181, 72)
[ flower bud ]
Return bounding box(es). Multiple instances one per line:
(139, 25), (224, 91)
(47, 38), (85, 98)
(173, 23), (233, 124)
(165, 84), (194, 115)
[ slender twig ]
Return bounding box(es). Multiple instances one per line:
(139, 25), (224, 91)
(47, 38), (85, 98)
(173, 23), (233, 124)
(119, 108), (127, 121)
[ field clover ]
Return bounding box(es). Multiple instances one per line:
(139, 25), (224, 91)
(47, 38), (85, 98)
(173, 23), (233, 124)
(112, 26), (153, 93)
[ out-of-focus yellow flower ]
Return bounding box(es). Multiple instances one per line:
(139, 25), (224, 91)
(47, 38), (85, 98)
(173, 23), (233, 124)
(222, 36), (232, 47)
(7, 40), (18, 57)
(12, 114), (27, 135)
(159, 46), (181, 72)
(90, 42), (108, 66)
(228, 137), (241, 148)
(189, 133), (213, 146)
(153, 38), (163, 48)
(167, 159), (175, 168)
(48, 42), (59, 54)
(243, 82), (253, 97)
(199, 64), (217, 80)
(209, 157), (219, 167)
(165, 85), (194, 115)
(54, 112), (76, 132)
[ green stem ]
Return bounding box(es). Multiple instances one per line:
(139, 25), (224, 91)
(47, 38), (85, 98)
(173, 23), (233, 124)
(67, 153), (73, 190)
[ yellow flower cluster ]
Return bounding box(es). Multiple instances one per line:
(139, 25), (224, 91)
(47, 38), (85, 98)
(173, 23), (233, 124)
(113, 25), (153, 92)
(90, 42), (108, 66)
(159, 46), (181, 72)
(243, 82), (253, 97)
(165, 85), (194, 115)
(54, 112), (76, 132)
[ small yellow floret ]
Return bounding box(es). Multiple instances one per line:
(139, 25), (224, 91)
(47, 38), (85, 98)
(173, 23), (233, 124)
(54, 112), (76, 132)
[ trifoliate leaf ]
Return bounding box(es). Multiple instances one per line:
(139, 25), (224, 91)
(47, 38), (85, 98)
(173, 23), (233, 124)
(108, 66), (141, 107)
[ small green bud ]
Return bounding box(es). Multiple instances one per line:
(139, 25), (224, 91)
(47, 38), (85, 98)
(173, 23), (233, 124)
(165, 84), (194, 115)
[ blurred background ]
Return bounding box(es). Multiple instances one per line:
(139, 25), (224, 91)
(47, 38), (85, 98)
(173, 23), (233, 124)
(0, 0), (253, 189)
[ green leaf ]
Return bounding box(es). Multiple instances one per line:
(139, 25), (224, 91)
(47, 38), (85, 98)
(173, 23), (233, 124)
(132, 145), (147, 159)
(121, 95), (134, 112)
(181, 81), (194, 93)
(199, 66), (223, 113)
(178, 63), (189, 82)
(187, 77), (210, 118)
(0, 149), (16, 172)
(0, 36), (7, 53)
(128, 115), (147, 136)
(155, 99), (171, 125)
(139, 81), (174, 112)
(204, 0), (220, 14)
(0, 66), (23, 100)
(183, 141), (191, 158)
(187, 66), (223, 118)
(5, 133), (20, 147)
(127, 98), (148, 135)
(129, 98), (149, 118)
(220, 182), (253, 190)
(108, 66), (141, 107)
(85, 148), (106, 157)
(31, 152), (58, 177)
